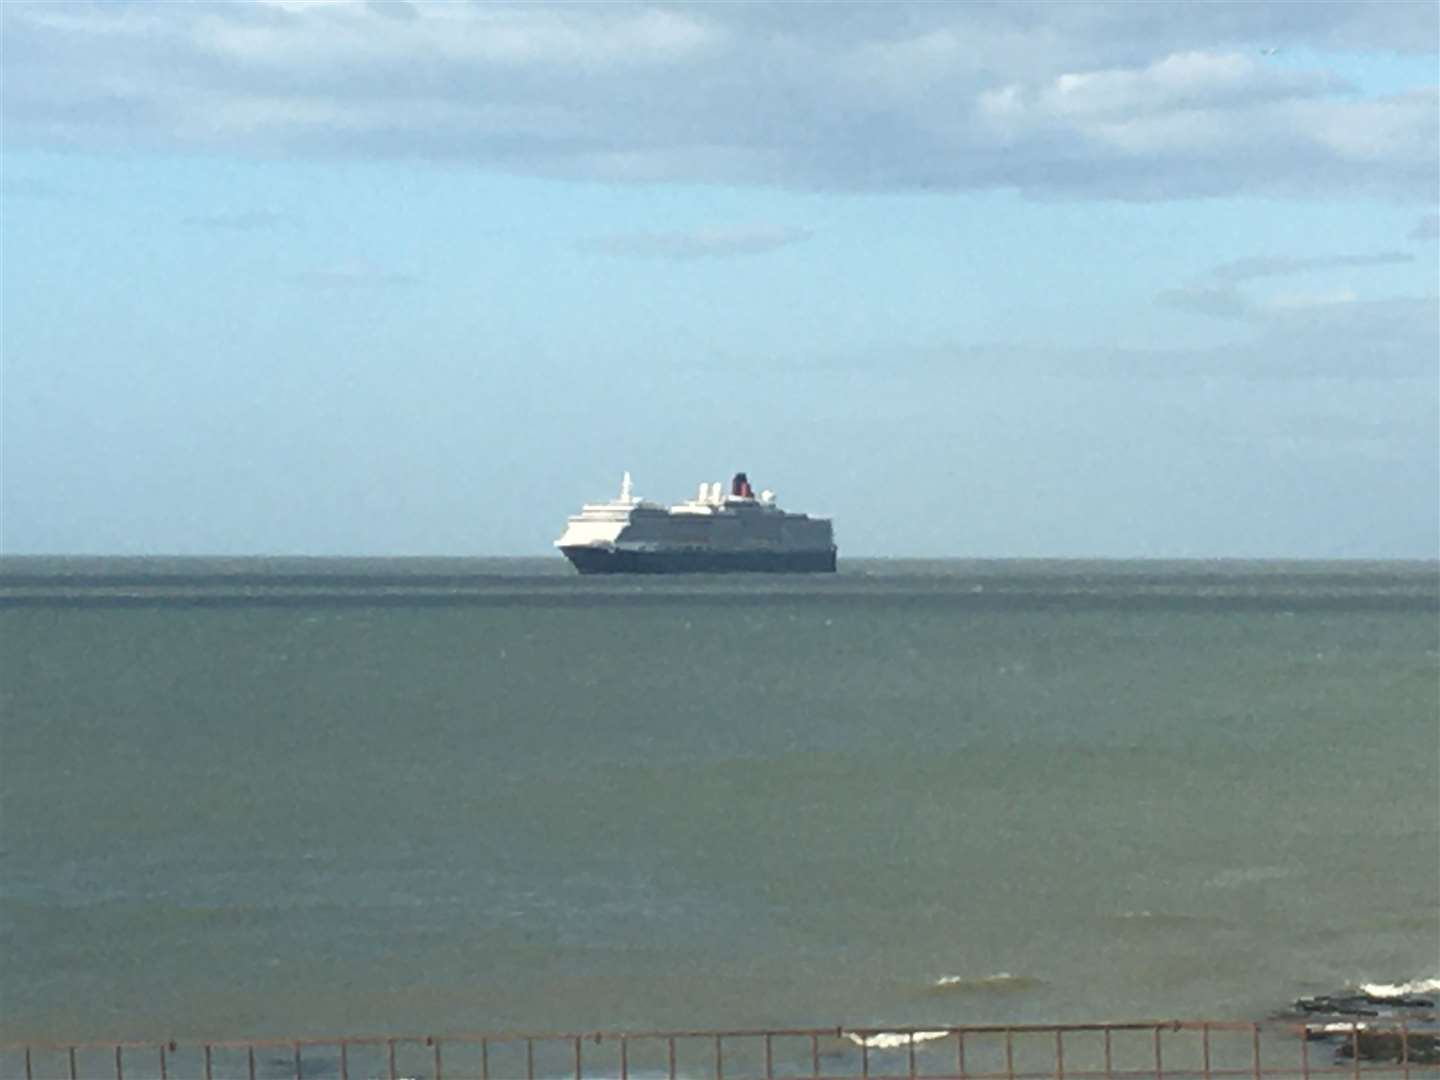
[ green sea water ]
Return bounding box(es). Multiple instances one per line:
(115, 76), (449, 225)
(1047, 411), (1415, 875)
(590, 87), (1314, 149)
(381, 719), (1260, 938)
(1, 559), (1436, 1043)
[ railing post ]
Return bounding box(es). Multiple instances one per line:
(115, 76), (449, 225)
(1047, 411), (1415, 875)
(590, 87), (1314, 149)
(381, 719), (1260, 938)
(1055, 1029), (1064, 1080)
(1154, 1025), (1163, 1080)
(1006, 1028), (1015, 1080)
(957, 1030), (966, 1078)
(1202, 1024), (1211, 1080)
(1251, 1023), (1261, 1080)
(434, 1036), (444, 1080)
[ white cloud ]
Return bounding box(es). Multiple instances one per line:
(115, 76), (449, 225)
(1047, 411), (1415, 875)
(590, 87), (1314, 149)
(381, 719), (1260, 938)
(2, 1), (1436, 199)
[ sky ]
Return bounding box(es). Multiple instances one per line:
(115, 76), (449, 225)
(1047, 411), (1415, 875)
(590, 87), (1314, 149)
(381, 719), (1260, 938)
(2, 1), (1437, 559)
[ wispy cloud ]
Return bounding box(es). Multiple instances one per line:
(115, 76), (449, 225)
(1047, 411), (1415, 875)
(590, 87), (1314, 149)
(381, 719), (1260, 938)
(1210, 251), (1414, 282)
(580, 225), (812, 260)
(182, 210), (293, 231)
(1412, 213), (1440, 241)
(1157, 249), (1420, 320)
(1, 176), (69, 201)
(293, 261), (416, 289)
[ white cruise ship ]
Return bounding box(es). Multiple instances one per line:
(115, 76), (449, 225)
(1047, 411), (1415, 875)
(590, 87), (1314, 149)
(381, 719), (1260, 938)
(555, 472), (836, 574)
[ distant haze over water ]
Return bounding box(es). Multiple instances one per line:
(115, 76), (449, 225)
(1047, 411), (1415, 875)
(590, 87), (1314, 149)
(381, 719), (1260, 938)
(1, 558), (1436, 1041)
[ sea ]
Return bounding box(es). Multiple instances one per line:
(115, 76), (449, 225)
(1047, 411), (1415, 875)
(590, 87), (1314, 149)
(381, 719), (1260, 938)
(1, 557), (1436, 1046)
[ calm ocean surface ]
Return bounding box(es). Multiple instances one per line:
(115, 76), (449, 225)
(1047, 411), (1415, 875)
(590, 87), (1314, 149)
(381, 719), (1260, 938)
(2, 558), (1437, 1043)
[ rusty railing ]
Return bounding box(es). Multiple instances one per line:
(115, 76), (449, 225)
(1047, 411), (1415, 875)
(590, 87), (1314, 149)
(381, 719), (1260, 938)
(3, 1019), (1436, 1080)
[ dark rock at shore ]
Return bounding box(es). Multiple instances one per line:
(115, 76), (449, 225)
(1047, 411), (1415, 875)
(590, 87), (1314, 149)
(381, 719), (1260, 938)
(1336, 1030), (1440, 1065)
(1295, 994), (1379, 1017)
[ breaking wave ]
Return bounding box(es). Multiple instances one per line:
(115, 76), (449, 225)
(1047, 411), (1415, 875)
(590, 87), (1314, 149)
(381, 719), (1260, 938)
(845, 1030), (953, 1050)
(1359, 978), (1440, 999)
(931, 972), (1044, 994)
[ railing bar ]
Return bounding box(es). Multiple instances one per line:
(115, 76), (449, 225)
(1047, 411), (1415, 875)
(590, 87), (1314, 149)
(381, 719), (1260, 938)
(482, 1037), (489, 1080)
(1154, 1025), (1163, 1080)
(68, 1046), (77, 1080)
(1006, 1028), (1016, 1080)
(767, 1033), (775, 1080)
(434, 1037), (444, 1080)
(1104, 1029), (1112, 1080)
(527, 1037), (535, 1080)
(340, 1041), (348, 1080)
(390, 1038), (398, 1080)
(295, 1039), (303, 1080)
(203, 1045), (212, 1080)
(249, 1044), (257, 1080)
(1400, 1019), (1409, 1080)
(159, 1044), (168, 1080)
(114, 1045), (123, 1080)
(862, 1037), (870, 1079)
(909, 1032), (917, 1080)
(1351, 1026), (1360, 1080)
(621, 1037), (629, 1080)
(812, 1033), (820, 1079)
(958, 1030), (967, 1079)
(1302, 1028), (1310, 1080)
(1056, 1030), (1064, 1080)
(1251, 1025), (1261, 1080)
(668, 1036), (677, 1080)
(1202, 1025), (1210, 1080)
(717, 1034), (724, 1080)
(575, 1034), (583, 1080)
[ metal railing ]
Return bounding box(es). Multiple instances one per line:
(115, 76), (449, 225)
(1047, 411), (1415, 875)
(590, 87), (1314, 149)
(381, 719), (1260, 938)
(3, 1020), (1436, 1080)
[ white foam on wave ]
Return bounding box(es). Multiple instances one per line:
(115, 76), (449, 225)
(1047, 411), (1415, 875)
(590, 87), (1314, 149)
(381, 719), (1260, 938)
(845, 1030), (953, 1050)
(932, 971), (1043, 992)
(1359, 978), (1440, 999)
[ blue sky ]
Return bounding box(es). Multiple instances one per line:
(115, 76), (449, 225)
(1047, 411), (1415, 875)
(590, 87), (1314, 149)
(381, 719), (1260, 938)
(2, 1), (1437, 557)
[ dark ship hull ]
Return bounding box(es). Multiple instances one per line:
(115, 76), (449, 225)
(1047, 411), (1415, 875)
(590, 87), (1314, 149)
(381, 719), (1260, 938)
(560, 546), (837, 575)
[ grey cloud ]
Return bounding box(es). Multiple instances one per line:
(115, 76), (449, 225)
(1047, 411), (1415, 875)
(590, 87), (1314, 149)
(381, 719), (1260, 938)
(182, 210), (293, 231)
(1412, 213), (1440, 241)
(2, 1), (1435, 200)
(581, 225), (812, 260)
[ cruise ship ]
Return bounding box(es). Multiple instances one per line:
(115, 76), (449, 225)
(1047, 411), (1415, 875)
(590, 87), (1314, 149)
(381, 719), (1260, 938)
(555, 472), (837, 574)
